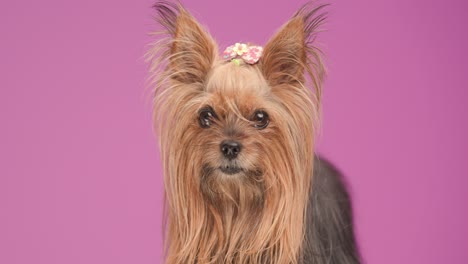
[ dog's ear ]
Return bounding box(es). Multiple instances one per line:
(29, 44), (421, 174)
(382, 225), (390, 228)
(260, 4), (327, 90)
(153, 2), (217, 85)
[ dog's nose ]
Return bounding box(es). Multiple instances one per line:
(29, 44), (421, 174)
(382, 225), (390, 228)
(220, 140), (242, 160)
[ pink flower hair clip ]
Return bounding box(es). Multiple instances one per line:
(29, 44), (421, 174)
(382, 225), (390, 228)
(222, 43), (263, 65)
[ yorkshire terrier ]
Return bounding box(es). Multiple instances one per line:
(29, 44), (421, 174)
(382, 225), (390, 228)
(147, 1), (360, 263)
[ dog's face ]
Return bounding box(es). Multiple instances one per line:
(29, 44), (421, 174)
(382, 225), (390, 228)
(197, 64), (274, 206)
(148, 2), (326, 263)
(202, 64), (269, 176)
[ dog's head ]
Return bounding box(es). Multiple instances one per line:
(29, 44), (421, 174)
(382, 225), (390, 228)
(147, 2), (326, 263)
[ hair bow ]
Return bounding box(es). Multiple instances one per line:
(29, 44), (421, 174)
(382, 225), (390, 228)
(222, 43), (263, 65)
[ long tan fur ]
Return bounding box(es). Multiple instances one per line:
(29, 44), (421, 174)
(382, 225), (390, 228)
(146, 2), (327, 263)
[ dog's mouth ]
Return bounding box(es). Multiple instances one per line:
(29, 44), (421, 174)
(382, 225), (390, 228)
(219, 165), (243, 175)
(202, 164), (262, 178)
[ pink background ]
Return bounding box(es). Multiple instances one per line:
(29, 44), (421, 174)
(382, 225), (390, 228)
(1, 0), (467, 263)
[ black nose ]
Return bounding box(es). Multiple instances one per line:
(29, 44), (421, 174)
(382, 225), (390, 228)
(220, 140), (242, 160)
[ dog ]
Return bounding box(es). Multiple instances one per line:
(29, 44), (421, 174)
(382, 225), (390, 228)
(147, 1), (360, 263)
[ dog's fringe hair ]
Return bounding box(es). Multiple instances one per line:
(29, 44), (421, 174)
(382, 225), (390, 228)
(298, 2), (328, 102)
(260, 2), (328, 136)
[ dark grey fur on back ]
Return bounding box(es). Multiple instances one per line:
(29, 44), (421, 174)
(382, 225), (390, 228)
(302, 156), (361, 264)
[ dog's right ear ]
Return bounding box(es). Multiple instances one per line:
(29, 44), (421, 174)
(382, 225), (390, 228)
(260, 4), (327, 96)
(153, 1), (217, 85)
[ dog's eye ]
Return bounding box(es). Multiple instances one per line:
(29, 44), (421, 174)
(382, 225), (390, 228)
(252, 110), (269, 129)
(198, 107), (217, 128)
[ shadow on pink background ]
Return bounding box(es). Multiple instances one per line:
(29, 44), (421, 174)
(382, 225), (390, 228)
(1, 0), (467, 263)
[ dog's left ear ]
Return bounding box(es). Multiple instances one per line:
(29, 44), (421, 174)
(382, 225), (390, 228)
(153, 2), (218, 86)
(260, 4), (327, 90)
